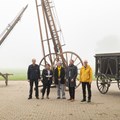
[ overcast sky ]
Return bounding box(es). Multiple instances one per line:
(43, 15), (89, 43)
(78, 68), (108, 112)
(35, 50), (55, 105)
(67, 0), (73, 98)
(0, 0), (120, 70)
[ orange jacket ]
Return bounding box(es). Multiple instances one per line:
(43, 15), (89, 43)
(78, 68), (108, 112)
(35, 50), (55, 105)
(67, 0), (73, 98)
(80, 65), (92, 83)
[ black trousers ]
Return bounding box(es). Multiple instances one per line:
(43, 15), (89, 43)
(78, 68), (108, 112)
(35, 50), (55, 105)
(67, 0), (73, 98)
(82, 82), (91, 100)
(29, 80), (39, 98)
(68, 82), (75, 99)
(42, 83), (51, 97)
(69, 87), (75, 99)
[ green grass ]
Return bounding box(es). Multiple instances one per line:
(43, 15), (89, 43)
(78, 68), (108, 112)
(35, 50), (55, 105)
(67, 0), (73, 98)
(0, 69), (27, 80)
(0, 69), (96, 81)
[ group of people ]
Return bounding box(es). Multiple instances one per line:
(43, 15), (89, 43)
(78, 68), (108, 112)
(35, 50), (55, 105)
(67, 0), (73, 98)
(27, 58), (92, 103)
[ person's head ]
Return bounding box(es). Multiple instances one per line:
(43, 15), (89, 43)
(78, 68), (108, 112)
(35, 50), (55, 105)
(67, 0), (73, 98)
(45, 64), (50, 70)
(32, 58), (36, 65)
(69, 59), (74, 65)
(83, 60), (88, 67)
(57, 61), (61, 67)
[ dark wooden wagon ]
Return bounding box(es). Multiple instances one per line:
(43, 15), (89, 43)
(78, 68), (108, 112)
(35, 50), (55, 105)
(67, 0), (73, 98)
(95, 53), (120, 94)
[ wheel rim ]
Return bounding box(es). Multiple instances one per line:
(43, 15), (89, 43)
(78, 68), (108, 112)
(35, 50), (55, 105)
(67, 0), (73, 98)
(39, 51), (83, 88)
(39, 53), (56, 72)
(97, 74), (109, 94)
(53, 51), (83, 88)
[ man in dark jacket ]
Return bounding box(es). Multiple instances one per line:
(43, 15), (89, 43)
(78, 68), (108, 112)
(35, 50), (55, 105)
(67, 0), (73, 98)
(54, 61), (66, 99)
(27, 58), (40, 99)
(66, 59), (78, 102)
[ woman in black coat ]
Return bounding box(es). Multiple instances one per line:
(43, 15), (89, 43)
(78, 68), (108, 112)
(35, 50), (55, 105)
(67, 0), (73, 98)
(42, 64), (53, 99)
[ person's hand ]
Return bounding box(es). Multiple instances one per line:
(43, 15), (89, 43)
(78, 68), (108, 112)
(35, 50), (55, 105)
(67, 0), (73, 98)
(28, 80), (30, 82)
(66, 79), (68, 82)
(89, 82), (91, 85)
(71, 79), (74, 82)
(58, 78), (61, 81)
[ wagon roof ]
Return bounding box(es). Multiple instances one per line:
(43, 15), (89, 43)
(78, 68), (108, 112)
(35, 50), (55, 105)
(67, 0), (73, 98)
(95, 53), (120, 57)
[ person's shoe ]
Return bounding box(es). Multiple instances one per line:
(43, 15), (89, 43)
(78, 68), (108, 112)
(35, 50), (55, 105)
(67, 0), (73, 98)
(47, 96), (49, 99)
(36, 97), (39, 99)
(81, 99), (86, 102)
(67, 98), (72, 101)
(62, 97), (66, 99)
(71, 99), (74, 102)
(87, 100), (91, 103)
(41, 96), (44, 99)
(57, 97), (60, 99)
(28, 97), (32, 100)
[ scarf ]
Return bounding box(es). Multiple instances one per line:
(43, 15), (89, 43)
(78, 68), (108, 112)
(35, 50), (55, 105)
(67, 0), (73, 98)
(57, 66), (61, 77)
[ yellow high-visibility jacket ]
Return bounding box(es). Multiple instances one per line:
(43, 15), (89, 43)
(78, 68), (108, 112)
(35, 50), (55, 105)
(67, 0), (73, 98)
(80, 65), (92, 83)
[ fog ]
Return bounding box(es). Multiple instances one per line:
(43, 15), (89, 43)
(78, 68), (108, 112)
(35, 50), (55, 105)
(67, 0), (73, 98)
(0, 0), (120, 71)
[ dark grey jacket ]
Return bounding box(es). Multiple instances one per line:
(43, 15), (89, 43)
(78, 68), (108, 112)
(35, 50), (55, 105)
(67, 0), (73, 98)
(27, 64), (40, 80)
(66, 64), (78, 87)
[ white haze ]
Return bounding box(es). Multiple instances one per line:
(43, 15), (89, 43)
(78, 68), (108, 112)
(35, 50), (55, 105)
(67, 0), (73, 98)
(0, 0), (120, 71)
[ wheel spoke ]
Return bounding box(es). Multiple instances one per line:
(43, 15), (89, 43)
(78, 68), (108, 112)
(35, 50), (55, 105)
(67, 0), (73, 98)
(70, 53), (73, 60)
(76, 62), (81, 66)
(39, 51), (83, 89)
(65, 53), (68, 66)
(101, 85), (106, 93)
(99, 84), (103, 90)
(41, 64), (45, 67)
(99, 85), (104, 90)
(48, 54), (52, 64)
(74, 56), (78, 63)
(103, 85), (107, 92)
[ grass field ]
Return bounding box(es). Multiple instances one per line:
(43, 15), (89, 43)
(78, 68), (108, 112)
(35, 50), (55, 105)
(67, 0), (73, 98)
(0, 69), (27, 80)
(0, 69), (96, 81)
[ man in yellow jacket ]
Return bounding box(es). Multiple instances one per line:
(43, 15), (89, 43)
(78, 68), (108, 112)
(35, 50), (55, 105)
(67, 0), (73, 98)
(80, 60), (92, 102)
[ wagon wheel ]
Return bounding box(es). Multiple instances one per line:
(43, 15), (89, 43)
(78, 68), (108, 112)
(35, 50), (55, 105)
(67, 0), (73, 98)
(96, 74), (110, 94)
(39, 53), (56, 88)
(117, 80), (120, 90)
(39, 53), (56, 72)
(53, 51), (83, 88)
(39, 51), (83, 88)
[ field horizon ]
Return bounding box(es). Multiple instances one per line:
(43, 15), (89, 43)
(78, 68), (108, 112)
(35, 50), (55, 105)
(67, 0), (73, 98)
(0, 68), (27, 80)
(0, 68), (96, 81)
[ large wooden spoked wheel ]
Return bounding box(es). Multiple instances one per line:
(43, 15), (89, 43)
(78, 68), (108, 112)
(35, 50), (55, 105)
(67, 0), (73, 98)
(55, 51), (83, 88)
(39, 51), (83, 88)
(38, 53), (56, 88)
(96, 74), (110, 94)
(39, 53), (56, 72)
